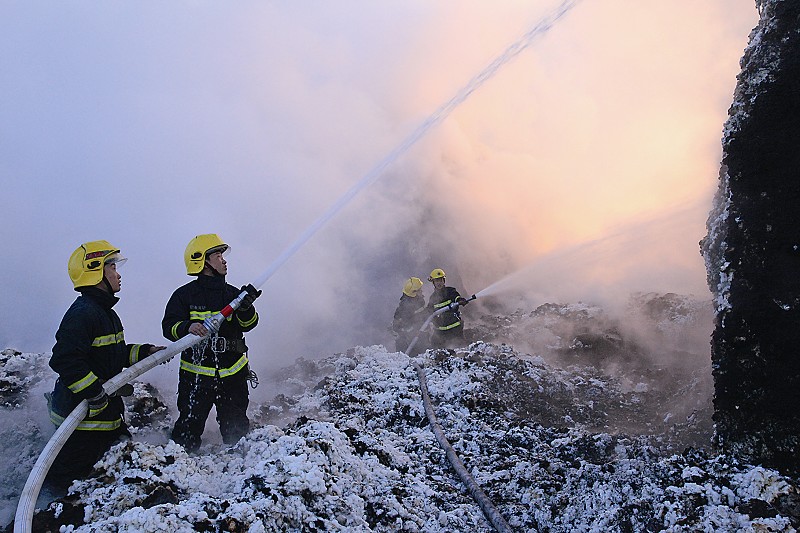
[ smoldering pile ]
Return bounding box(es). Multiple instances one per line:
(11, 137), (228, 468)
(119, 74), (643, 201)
(3, 294), (800, 531)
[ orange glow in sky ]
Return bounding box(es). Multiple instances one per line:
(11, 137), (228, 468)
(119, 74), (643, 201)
(399, 0), (758, 298)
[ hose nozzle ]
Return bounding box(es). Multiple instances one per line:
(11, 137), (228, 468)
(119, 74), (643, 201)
(202, 313), (225, 335)
(448, 294), (478, 311)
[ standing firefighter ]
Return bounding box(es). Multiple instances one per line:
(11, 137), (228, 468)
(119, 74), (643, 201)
(46, 240), (165, 489)
(391, 277), (426, 354)
(426, 268), (469, 349)
(162, 234), (261, 452)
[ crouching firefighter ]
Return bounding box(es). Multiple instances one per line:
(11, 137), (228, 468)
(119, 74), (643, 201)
(46, 240), (166, 490)
(392, 277), (426, 354)
(162, 234), (261, 452)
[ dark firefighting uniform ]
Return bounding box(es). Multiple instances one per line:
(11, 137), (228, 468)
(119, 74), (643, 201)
(162, 274), (258, 452)
(392, 293), (425, 353)
(46, 287), (154, 485)
(427, 286), (465, 349)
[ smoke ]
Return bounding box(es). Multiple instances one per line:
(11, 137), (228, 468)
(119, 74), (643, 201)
(0, 2), (757, 393)
(218, 0), (741, 381)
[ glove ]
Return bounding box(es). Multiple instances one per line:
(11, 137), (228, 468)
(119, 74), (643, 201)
(456, 297), (469, 306)
(239, 284), (262, 312)
(87, 391), (109, 417)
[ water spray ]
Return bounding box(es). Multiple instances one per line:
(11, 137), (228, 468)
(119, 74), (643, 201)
(249, 0), (582, 291)
(469, 197), (713, 303)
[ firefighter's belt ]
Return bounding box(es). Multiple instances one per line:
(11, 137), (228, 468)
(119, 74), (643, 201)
(209, 336), (247, 354)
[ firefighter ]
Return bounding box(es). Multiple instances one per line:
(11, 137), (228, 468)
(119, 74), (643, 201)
(391, 277), (426, 354)
(45, 240), (165, 489)
(426, 268), (469, 349)
(162, 234), (261, 452)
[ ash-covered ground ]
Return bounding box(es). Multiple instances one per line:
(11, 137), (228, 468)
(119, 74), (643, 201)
(3, 293), (800, 532)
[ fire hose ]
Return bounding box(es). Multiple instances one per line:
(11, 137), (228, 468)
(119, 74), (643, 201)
(407, 296), (514, 533)
(414, 360), (514, 533)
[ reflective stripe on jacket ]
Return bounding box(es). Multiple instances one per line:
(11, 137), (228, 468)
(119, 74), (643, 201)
(48, 287), (151, 431)
(162, 275), (258, 380)
(428, 286), (463, 331)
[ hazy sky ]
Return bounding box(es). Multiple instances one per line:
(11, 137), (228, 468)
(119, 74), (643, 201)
(1, 1), (758, 379)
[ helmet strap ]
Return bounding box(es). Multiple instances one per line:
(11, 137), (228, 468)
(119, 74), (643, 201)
(203, 262), (225, 278)
(101, 275), (114, 294)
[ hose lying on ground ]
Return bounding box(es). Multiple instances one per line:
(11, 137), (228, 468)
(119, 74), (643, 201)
(413, 359), (514, 533)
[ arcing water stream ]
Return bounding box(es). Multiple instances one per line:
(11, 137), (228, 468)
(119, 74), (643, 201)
(474, 199), (710, 301)
(252, 0), (583, 290)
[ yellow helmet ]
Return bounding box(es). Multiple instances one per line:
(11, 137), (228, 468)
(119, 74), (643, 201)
(428, 268), (446, 281)
(184, 234), (229, 275)
(68, 240), (126, 289)
(402, 277), (424, 297)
